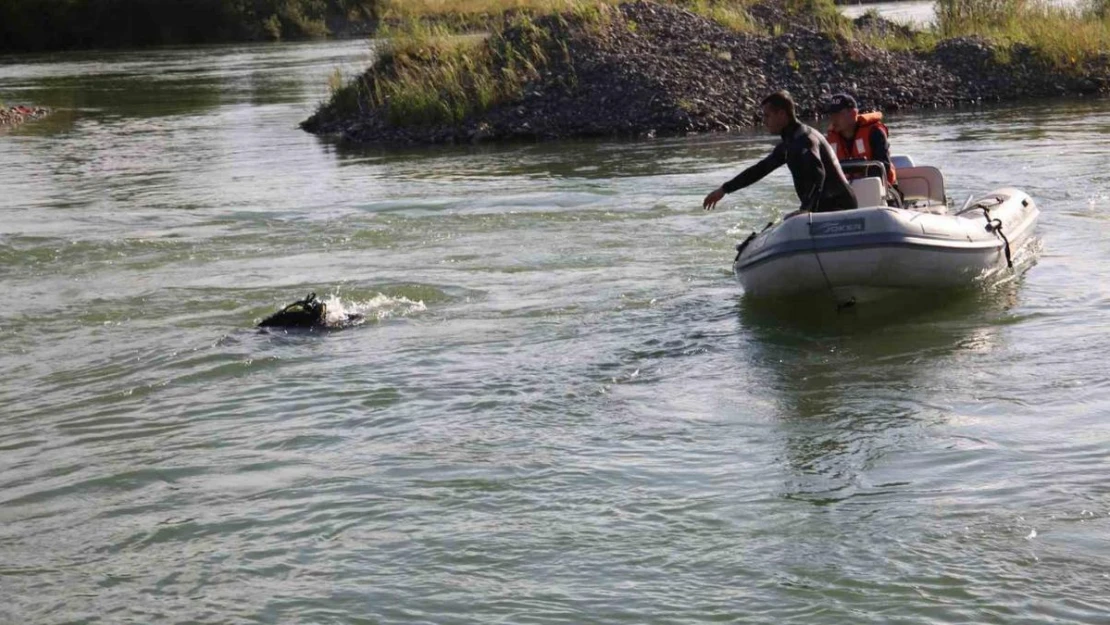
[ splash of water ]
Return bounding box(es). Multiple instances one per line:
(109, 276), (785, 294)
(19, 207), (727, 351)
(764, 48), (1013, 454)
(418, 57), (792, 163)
(322, 293), (426, 328)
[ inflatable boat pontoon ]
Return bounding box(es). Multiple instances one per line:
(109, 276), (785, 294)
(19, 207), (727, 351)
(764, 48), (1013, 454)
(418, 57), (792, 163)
(732, 157), (1039, 304)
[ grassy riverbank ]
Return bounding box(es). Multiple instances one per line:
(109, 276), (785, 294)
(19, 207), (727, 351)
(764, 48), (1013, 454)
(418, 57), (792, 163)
(934, 0), (1110, 65)
(315, 0), (845, 127)
(0, 0), (379, 52)
(855, 0), (1110, 64)
(374, 0), (835, 29)
(306, 0), (1110, 144)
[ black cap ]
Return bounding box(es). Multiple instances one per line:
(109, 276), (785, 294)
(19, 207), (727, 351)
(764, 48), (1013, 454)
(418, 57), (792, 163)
(824, 93), (858, 114)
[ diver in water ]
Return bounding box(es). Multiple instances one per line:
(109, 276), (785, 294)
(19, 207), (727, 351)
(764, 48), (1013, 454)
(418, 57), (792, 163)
(258, 292), (362, 329)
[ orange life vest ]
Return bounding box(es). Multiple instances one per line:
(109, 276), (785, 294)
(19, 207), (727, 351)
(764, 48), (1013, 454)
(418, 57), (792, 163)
(826, 112), (897, 185)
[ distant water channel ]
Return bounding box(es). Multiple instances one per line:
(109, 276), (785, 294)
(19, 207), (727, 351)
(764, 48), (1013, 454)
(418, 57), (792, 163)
(840, 0), (937, 24)
(839, 0), (1084, 24)
(3, 37), (1110, 624)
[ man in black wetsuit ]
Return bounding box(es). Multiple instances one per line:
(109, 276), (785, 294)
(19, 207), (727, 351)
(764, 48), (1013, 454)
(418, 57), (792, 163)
(703, 90), (857, 216)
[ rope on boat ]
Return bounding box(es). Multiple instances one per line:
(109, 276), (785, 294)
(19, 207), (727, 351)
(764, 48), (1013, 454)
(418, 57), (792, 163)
(958, 196), (1014, 270)
(807, 213), (853, 311)
(956, 194), (1005, 217)
(986, 216), (1014, 269)
(974, 199), (1014, 270)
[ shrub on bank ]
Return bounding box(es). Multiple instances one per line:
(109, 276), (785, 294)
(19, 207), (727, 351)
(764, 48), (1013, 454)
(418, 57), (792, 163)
(0, 0), (380, 51)
(319, 7), (605, 128)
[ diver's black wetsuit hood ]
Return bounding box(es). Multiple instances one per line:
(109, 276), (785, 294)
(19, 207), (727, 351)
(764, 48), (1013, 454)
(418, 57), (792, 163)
(259, 292), (326, 328)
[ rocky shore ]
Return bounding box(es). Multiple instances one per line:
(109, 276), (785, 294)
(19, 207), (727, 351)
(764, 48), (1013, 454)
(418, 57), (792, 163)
(303, 0), (1110, 145)
(0, 106), (50, 129)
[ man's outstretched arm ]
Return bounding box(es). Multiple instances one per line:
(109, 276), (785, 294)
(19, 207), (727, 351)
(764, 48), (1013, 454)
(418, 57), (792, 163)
(704, 144), (787, 210)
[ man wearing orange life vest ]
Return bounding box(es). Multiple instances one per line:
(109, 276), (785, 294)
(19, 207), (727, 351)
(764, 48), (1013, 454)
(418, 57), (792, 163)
(824, 94), (899, 201)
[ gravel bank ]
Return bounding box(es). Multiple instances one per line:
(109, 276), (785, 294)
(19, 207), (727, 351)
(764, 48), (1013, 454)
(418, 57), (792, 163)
(303, 0), (1110, 145)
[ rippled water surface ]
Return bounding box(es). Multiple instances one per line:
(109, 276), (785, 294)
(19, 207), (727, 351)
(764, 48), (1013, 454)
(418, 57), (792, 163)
(3, 40), (1110, 624)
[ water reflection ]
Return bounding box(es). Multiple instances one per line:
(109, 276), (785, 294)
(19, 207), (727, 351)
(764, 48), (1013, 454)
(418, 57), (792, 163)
(0, 39), (372, 120)
(738, 284), (1023, 502)
(244, 70), (304, 107)
(328, 129), (774, 181)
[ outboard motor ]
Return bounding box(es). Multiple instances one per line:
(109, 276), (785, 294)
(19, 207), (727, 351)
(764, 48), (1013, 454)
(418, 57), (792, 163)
(259, 292), (327, 328)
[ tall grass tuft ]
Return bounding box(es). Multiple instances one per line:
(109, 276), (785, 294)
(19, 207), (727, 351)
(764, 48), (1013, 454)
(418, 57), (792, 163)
(682, 0), (759, 32)
(936, 0), (1110, 67)
(784, 0), (850, 33)
(935, 0), (1029, 36)
(378, 0), (621, 23)
(367, 11), (566, 126)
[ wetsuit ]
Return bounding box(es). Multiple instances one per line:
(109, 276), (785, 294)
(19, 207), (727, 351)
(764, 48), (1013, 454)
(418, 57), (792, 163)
(722, 120), (858, 213)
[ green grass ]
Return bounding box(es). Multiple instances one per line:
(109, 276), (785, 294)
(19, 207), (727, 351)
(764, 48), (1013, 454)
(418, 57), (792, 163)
(377, 0), (758, 32)
(840, 0), (1110, 68)
(682, 0), (760, 32)
(315, 0), (622, 127)
(935, 0), (1110, 68)
(368, 0), (1110, 70)
(784, 0), (850, 31)
(363, 11), (562, 126)
(374, 33), (508, 126)
(379, 0), (618, 19)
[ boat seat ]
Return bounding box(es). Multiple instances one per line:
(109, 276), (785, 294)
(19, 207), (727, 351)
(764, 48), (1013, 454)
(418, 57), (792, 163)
(851, 176), (885, 208)
(898, 166), (946, 204)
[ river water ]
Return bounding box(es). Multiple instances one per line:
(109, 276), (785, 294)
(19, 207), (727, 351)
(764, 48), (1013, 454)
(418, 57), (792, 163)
(3, 38), (1110, 624)
(838, 0), (1085, 24)
(840, 1), (937, 24)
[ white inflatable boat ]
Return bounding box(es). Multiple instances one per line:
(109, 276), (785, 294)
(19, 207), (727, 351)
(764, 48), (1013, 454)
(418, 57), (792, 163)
(733, 157), (1039, 303)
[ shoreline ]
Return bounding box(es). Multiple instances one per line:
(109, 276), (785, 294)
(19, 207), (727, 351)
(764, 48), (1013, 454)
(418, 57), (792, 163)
(302, 0), (1110, 146)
